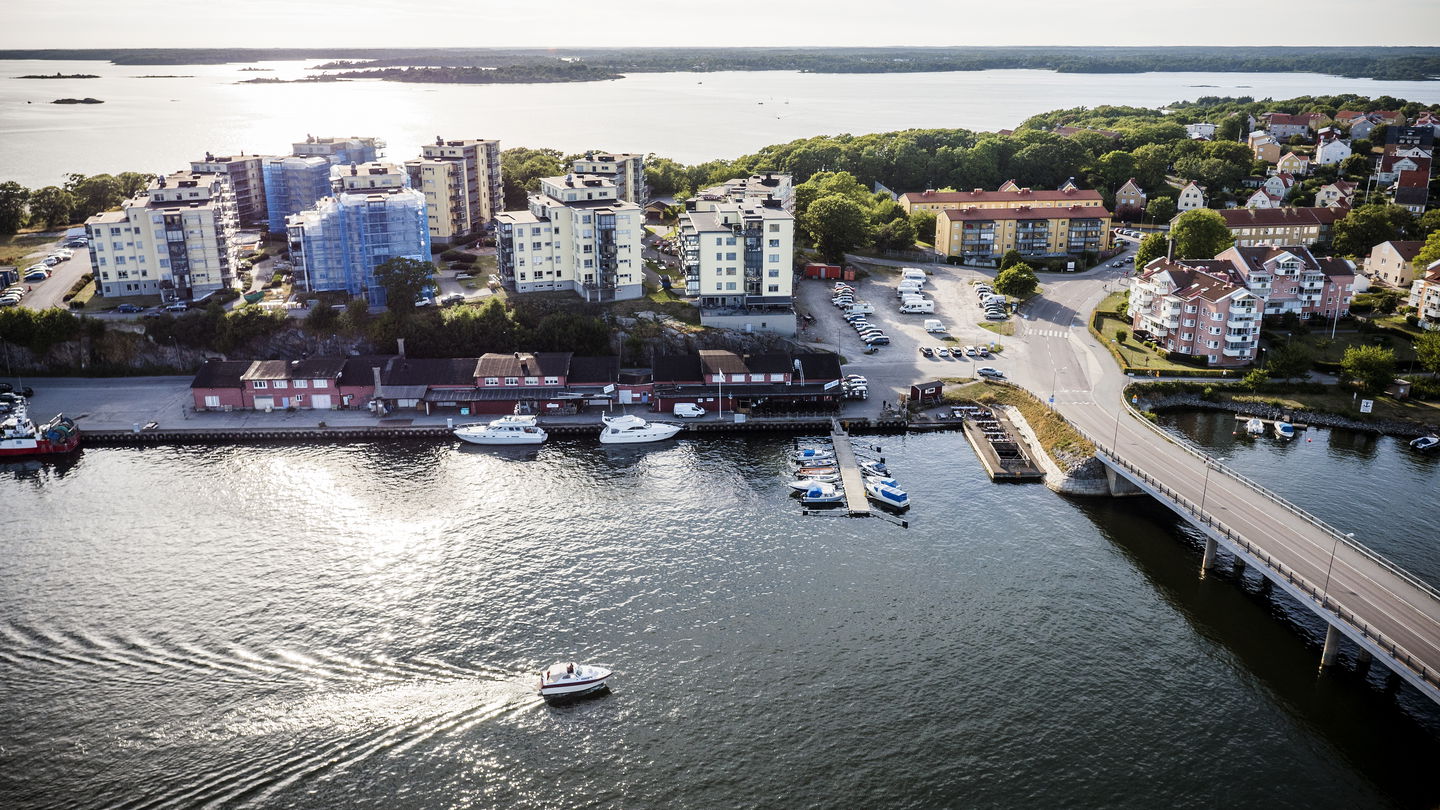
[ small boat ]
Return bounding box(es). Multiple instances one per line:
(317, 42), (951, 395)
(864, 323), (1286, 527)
(599, 414), (682, 444)
(864, 479), (910, 509)
(538, 662), (612, 701)
(792, 447), (836, 464)
(1273, 421), (1295, 440)
(863, 474), (901, 488)
(1410, 435), (1440, 452)
(787, 475), (839, 490)
(800, 482), (845, 504)
(1244, 417), (1265, 435)
(858, 459), (888, 476)
(454, 414), (547, 445)
(795, 465), (838, 477)
(0, 394), (80, 458)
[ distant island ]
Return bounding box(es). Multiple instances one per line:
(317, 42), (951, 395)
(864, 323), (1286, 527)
(2, 46), (1439, 82)
(243, 63), (620, 85)
(134, 74), (194, 78)
(19, 72), (99, 79)
(238, 67), (273, 72)
(51, 97), (104, 104)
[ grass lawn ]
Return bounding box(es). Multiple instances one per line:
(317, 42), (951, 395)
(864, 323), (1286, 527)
(84, 292), (162, 311)
(940, 379), (1094, 468)
(1371, 314), (1426, 339)
(1225, 388), (1440, 426)
(0, 232), (59, 268)
(68, 279), (97, 309)
(610, 291), (702, 326)
(977, 320), (1015, 336)
(1094, 313), (1214, 373)
(1280, 329), (1417, 364)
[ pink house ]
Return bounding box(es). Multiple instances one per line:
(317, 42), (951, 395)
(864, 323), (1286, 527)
(1128, 258), (1261, 367)
(240, 358), (348, 410)
(190, 359), (251, 411)
(1217, 245), (1356, 320)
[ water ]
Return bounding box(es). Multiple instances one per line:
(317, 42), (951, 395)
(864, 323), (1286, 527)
(3, 428), (1439, 808)
(4, 60), (1440, 188)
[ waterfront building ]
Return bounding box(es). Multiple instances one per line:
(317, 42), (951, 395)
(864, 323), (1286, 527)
(1364, 240), (1425, 288)
(1218, 244), (1356, 320)
(1407, 262), (1440, 330)
(84, 171), (239, 302)
(1209, 207), (1342, 248)
(678, 192), (796, 335)
(285, 168), (430, 305)
(291, 135), (384, 164)
(571, 152), (646, 204)
(405, 137), (503, 245)
(1128, 257), (1261, 367)
(239, 358), (348, 411)
(188, 153), (268, 229)
(262, 155), (333, 232)
(495, 174), (643, 302)
(1114, 178), (1146, 221)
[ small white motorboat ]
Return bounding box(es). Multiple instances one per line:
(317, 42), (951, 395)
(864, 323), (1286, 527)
(787, 475), (839, 490)
(1273, 421), (1295, 440)
(1410, 435), (1440, 452)
(799, 482), (845, 504)
(599, 414), (682, 444)
(454, 414), (547, 445)
(864, 479), (910, 509)
(792, 447), (836, 464)
(539, 662), (612, 701)
(795, 465), (839, 477)
(1244, 417), (1265, 436)
(863, 474), (901, 488)
(858, 459), (888, 477)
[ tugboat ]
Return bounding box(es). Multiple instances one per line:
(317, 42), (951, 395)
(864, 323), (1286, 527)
(0, 394), (80, 458)
(538, 662), (612, 701)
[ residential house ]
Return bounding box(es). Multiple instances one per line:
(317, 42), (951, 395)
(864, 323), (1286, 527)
(1245, 189), (1284, 209)
(1376, 126), (1433, 183)
(1373, 111), (1407, 126)
(1260, 172), (1296, 200)
(1364, 240), (1425, 287)
(496, 173), (644, 302)
(190, 359), (252, 411)
(1127, 257), (1261, 367)
(1414, 111), (1440, 136)
(1407, 262), (1440, 330)
(1249, 131), (1281, 163)
(1275, 152), (1311, 176)
(1348, 116), (1378, 141)
(1176, 181), (1207, 212)
(1210, 207), (1343, 248)
(1313, 180), (1357, 209)
(1314, 134), (1352, 166)
(84, 171), (239, 302)
(1334, 111), (1367, 126)
(1266, 113), (1313, 140)
(1218, 245), (1356, 320)
(1114, 178), (1146, 221)
(1185, 123), (1217, 140)
(240, 358), (348, 410)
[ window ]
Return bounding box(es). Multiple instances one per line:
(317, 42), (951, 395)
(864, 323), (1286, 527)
(731, 374), (745, 383)
(293, 379), (309, 389)
(725, 237), (736, 246)
(716, 252), (724, 260)
(726, 252), (737, 261)
(484, 377), (500, 386)
(524, 377), (539, 386)
(204, 395), (221, 407)
(768, 254), (780, 263)
(769, 239), (780, 248)
(769, 223), (780, 232)
(768, 284), (780, 292)
(312, 379), (327, 388)
(252, 380), (268, 389)
(770, 373), (784, 382)
(726, 282), (736, 290)
(273, 380), (288, 389)
(1184, 305), (1197, 313)
(543, 376), (559, 385)
(504, 377), (519, 386)
(768, 269), (779, 278)
(1183, 319), (1194, 327)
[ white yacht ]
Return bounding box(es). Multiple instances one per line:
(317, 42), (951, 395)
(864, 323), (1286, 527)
(454, 414), (547, 445)
(539, 662), (612, 701)
(598, 414), (682, 444)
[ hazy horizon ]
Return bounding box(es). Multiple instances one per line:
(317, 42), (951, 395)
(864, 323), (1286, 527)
(5, 0), (1440, 50)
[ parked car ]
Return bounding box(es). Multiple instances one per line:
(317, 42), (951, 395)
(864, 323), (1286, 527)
(919, 346), (934, 358)
(42, 257), (59, 267)
(863, 335), (890, 345)
(23, 270), (48, 283)
(164, 301), (190, 312)
(964, 346), (978, 357)
(441, 293), (466, 306)
(936, 347), (951, 358)
(673, 403), (706, 418)
(115, 303), (144, 313)
(1111, 261), (1124, 268)
(976, 347), (991, 358)
(976, 367), (1005, 379)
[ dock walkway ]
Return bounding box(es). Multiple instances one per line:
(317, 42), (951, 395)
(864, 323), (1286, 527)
(830, 420), (871, 516)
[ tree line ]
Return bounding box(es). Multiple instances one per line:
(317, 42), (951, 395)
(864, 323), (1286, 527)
(0, 171), (154, 234)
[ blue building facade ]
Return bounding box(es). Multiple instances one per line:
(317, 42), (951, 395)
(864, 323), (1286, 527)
(287, 188), (432, 305)
(262, 156), (333, 233)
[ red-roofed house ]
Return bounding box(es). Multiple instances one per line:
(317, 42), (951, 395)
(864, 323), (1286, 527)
(1219, 245), (1356, 319)
(1313, 180), (1357, 209)
(1365, 240), (1425, 287)
(1127, 258), (1260, 366)
(1267, 113), (1313, 140)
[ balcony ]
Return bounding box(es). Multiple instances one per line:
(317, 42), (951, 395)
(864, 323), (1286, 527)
(1161, 317), (1180, 329)
(1226, 317), (1254, 329)
(1222, 346), (1251, 357)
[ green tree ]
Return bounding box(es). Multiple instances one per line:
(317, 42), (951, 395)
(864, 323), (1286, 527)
(794, 171), (870, 222)
(115, 171), (152, 198)
(1418, 210), (1440, 239)
(1240, 368), (1270, 389)
(1412, 229), (1440, 276)
(1144, 196), (1176, 223)
(1215, 115), (1244, 142)
(27, 186), (75, 228)
(999, 249), (1023, 270)
(373, 257), (436, 315)
(1415, 332), (1440, 375)
(1170, 208), (1234, 259)
(1089, 150), (1136, 190)
(70, 174), (122, 218)
(499, 147), (563, 209)
(1341, 344), (1397, 395)
(802, 194), (871, 263)
(344, 297), (370, 331)
(994, 262), (1039, 298)
(872, 217), (916, 252)
(1338, 154), (1370, 178)
(1331, 203), (1416, 258)
(1133, 232), (1168, 270)
(868, 197), (907, 226)
(1266, 342), (1313, 378)
(908, 209), (937, 244)
(0, 181), (29, 234)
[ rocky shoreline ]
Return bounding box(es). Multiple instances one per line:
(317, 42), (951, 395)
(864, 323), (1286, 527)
(1139, 392), (1438, 438)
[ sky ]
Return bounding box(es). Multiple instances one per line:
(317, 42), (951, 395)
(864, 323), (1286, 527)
(5, 0), (1440, 49)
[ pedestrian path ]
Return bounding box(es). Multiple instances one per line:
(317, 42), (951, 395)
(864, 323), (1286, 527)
(1024, 328), (1071, 338)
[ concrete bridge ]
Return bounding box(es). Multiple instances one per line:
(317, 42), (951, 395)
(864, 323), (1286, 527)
(1068, 396), (1440, 706)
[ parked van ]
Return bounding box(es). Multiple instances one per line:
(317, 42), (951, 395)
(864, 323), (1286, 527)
(924, 319), (946, 333)
(673, 403), (706, 418)
(899, 299), (935, 314)
(900, 292), (927, 304)
(896, 281), (923, 297)
(844, 302), (875, 315)
(901, 268), (927, 284)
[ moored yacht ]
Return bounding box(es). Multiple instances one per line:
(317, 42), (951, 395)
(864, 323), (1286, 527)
(598, 414), (682, 444)
(539, 662), (612, 700)
(454, 414), (547, 445)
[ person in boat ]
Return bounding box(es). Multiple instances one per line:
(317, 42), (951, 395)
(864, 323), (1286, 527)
(566, 663), (575, 677)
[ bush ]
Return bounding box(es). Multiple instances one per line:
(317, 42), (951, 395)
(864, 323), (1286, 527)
(1411, 377), (1440, 400)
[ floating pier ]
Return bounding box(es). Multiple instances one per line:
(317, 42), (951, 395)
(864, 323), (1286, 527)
(829, 419), (872, 516)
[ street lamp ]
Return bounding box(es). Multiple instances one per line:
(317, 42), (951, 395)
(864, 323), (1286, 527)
(1199, 455), (1226, 515)
(1321, 531), (1355, 609)
(1050, 366), (1067, 404)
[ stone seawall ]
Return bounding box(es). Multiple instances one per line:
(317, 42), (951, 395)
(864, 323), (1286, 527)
(1000, 405), (1112, 496)
(1140, 393), (1437, 438)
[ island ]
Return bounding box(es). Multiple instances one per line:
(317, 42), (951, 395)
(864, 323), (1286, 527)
(134, 74), (195, 78)
(51, 97), (104, 104)
(242, 63), (621, 85)
(19, 72), (99, 79)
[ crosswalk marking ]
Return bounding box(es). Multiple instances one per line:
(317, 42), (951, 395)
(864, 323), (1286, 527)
(1025, 328), (1070, 338)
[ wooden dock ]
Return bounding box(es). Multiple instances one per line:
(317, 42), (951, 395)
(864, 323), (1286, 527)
(830, 419), (872, 516)
(957, 405), (1045, 482)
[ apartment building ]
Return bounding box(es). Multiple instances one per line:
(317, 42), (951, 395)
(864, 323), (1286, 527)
(678, 196), (795, 335)
(495, 174), (643, 302)
(285, 168), (430, 305)
(188, 153), (267, 229)
(900, 184), (1106, 215)
(405, 137), (503, 245)
(291, 135), (384, 164)
(1407, 263), (1440, 330)
(1365, 240), (1425, 287)
(697, 172), (795, 214)
(571, 152), (646, 204)
(85, 172), (239, 302)
(262, 155), (333, 232)
(1211, 207), (1342, 248)
(1218, 245), (1356, 320)
(1128, 257), (1261, 367)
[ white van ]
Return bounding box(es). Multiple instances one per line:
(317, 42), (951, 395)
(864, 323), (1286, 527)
(673, 403), (706, 418)
(924, 319), (946, 333)
(896, 281), (923, 297)
(844, 302), (875, 315)
(901, 268), (927, 284)
(899, 299), (935, 314)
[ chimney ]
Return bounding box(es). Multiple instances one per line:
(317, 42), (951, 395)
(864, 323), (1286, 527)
(397, 338), (406, 357)
(372, 365), (382, 391)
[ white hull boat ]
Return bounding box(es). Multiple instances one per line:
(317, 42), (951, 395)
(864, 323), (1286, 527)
(539, 662), (612, 700)
(858, 459), (888, 477)
(1273, 421), (1295, 440)
(864, 479), (910, 509)
(1410, 435), (1440, 452)
(599, 414), (683, 444)
(863, 474), (901, 488)
(454, 414), (547, 445)
(792, 448), (836, 465)
(799, 482), (845, 504)
(1244, 417), (1265, 436)
(788, 475), (840, 490)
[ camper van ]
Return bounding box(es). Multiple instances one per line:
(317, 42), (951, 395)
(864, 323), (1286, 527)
(899, 299), (936, 314)
(901, 268), (927, 284)
(896, 281), (923, 297)
(924, 319), (946, 333)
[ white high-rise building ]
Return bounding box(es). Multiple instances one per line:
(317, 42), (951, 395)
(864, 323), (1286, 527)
(406, 137), (503, 245)
(571, 152), (646, 204)
(678, 177), (796, 335)
(496, 174), (643, 302)
(85, 172), (239, 302)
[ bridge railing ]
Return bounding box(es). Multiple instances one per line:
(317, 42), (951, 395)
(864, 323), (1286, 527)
(1095, 448), (1440, 692)
(1105, 392), (1440, 604)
